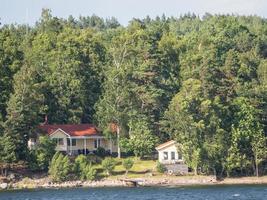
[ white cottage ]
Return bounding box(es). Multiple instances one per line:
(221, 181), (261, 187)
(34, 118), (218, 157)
(156, 140), (188, 174)
(29, 123), (117, 155)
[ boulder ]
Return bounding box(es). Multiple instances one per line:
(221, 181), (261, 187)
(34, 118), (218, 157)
(0, 183), (8, 190)
(8, 173), (16, 180)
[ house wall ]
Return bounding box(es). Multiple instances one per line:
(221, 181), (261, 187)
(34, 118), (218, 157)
(28, 129), (118, 155)
(67, 138), (114, 151)
(50, 130), (68, 152)
(158, 144), (183, 163)
(157, 143), (188, 174)
(48, 129), (117, 154)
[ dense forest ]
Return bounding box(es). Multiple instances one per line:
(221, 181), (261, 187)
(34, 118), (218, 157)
(0, 9), (266, 177)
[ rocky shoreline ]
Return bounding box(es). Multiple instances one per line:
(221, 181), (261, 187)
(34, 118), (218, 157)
(1, 176), (267, 190)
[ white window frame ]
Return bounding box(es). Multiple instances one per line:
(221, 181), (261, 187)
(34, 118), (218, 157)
(171, 151), (175, 160)
(163, 151), (168, 160)
(57, 138), (64, 146)
(94, 138), (101, 149)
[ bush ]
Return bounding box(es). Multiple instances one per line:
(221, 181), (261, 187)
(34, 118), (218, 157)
(74, 155), (97, 181)
(122, 158), (134, 175)
(156, 161), (166, 173)
(102, 157), (116, 176)
(29, 136), (56, 171)
(81, 164), (97, 181)
(95, 147), (106, 157)
(49, 152), (72, 182)
(74, 155), (87, 175)
(86, 154), (102, 164)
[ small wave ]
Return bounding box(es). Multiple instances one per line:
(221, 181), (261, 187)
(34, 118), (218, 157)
(232, 193), (240, 197)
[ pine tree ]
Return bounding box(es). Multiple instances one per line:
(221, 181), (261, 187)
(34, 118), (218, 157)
(4, 64), (45, 160)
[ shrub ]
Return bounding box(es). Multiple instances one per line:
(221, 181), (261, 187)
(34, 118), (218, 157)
(37, 136), (56, 170)
(81, 164), (97, 181)
(74, 154), (88, 177)
(74, 155), (97, 181)
(87, 154), (102, 164)
(156, 161), (166, 173)
(29, 136), (56, 171)
(102, 157), (116, 176)
(122, 158), (134, 175)
(49, 152), (72, 182)
(95, 147), (106, 157)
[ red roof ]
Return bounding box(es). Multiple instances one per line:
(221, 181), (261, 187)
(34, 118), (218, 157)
(38, 124), (100, 137)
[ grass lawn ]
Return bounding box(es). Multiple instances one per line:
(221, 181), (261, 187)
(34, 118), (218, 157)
(94, 157), (158, 179)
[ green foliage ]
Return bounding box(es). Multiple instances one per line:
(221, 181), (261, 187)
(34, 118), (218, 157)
(0, 12), (267, 177)
(4, 64), (46, 160)
(163, 78), (204, 174)
(81, 164), (97, 181)
(156, 161), (166, 173)
(74, 155), (96, 181)
(95, 147), (106, 157)
(122, 158), (134, 174)
(74, 154), (88, 176)
(31, 136), (56, 171)
(0, 135), (17, 176)
(226, 98), (267, 176)
(0, 135), (16, 164)
(101, 157), (116, 176)
(49, 152), (71, 182)
(121, 118), (158, 158)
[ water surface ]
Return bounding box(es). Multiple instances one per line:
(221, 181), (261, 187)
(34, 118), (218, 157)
(0, 185), (266, 200)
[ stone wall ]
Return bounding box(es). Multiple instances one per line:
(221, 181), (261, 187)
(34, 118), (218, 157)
(164, 164), (188, 175)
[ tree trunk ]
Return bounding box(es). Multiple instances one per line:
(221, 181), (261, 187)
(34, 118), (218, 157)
(226, 171), (230, 178)
(255, 153), (259, 177)
(256, 162), (259, 177)
(4, 168), (8, 177)
(213, 168), (217, 178)
(219, 166), (225, 178)
(117, 126), (121, 159)
(194, 167), (198, 175)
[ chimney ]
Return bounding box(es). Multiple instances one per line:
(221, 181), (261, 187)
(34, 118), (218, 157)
(44, 115), (48, 125)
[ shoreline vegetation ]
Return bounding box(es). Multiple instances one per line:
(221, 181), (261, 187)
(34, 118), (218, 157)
(2, 156), (267, 191)
(1, 9), (267, 192)
(1, 176), (267, 190)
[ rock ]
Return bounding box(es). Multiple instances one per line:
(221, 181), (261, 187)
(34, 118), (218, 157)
(147, 173), (154, 177)
(8, 173), (16, 180)
(0, 183), (8, 189)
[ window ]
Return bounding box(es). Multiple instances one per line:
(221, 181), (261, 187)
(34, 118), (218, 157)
(72, 139), (76, 146)
(67, 138), (76, 146)
(163, 152), (168, 160)
(171, 152), (175, 160)
(94, 139), (97, 148)
(94, 139), (101, 148)
(58, 138), (64, 145)
(178, 152), (183, 160)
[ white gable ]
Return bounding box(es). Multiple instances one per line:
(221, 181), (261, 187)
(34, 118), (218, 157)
(49, 129), (68, 139)
(157, 141), (183, 163)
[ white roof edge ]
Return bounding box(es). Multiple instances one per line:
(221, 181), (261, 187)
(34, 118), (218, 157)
(156, 140), (176, 151)
(69, 136), (105, 139)
(49, 129), (104, 138)
(49, 128), (71, 137)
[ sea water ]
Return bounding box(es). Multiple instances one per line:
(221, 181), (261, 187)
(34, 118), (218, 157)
(0, 185), (266, 200)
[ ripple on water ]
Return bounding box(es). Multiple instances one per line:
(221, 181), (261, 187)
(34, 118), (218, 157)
(232, 193), (240, 197)
(0, 185), (267, 200)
